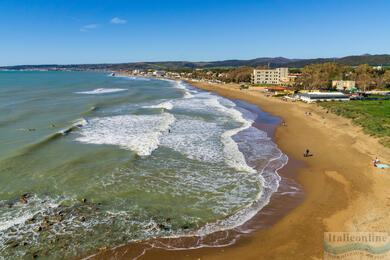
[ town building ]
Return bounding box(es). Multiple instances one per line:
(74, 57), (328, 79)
(153, 71), (166, 76)
(252, 68), (288, 84)
(280, 73), (302, 85)
(332, 80), (356, 91)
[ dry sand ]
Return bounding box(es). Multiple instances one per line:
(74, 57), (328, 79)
(90, 81), (390, 260)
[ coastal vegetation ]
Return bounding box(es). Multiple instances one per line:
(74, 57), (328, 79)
(318, 100), (390, 148)
(294, 63), (390, 90)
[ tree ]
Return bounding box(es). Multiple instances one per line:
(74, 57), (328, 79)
(380, 70), (390, 90)
(226, 66), (254, 83)
(295, 63), (343, 90)
(352, 64), (374, 92)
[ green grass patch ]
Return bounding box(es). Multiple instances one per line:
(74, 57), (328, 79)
(318, 100), (390, 148)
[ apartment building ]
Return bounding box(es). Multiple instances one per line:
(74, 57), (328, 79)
(252, 68), (288, 84)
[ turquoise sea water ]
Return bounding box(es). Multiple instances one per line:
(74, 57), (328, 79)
(0, 71), (287, 259)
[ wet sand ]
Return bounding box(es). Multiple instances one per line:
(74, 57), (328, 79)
(87, 81), (390, 260)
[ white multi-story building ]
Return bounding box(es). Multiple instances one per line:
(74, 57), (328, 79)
(252, 68), (288, 84)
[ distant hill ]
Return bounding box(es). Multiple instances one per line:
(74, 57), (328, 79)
(2, 54), (390, 71)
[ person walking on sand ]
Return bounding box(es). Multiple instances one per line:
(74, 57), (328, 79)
(373, 157), (379, 167)
(304, 149), (310, 157)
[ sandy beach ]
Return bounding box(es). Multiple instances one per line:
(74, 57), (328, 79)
(90, 81), (390, 260)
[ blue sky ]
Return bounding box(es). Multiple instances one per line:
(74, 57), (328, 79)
(0, 0), (389, 65)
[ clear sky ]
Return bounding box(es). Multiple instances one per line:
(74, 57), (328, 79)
(1, 0), (389, 66)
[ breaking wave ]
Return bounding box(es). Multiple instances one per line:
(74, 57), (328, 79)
(75, 88), (127, 94)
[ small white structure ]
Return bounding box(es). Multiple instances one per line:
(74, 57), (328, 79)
(297, 92), (350, 102)
(153, 71), (166, 76)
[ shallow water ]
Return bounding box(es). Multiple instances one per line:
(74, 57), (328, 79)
(0, 72), (287, 259)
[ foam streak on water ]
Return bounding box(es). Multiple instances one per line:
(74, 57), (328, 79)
(75, 88), (127, 94)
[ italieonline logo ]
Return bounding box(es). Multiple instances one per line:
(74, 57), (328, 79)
(324, 232), (390, 260)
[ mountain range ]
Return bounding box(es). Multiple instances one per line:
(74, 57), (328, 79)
(2, 54), (390, 71)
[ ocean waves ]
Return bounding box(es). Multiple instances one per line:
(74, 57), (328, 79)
(75, 113), (175, 156)
(0, 72), (289, 258)
(75, 88), (127, 94)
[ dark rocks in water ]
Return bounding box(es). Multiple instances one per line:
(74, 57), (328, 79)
(20, 193), (32, 204)
(157, 224), (166, 230)
(7, 227), (17, 233)
(21, 241), (28, 246)
(10, 241), (19, 248)
(35, 226), (42, 232)
(42, 220), (52, 227)
(81, 198), (87, 203)
(22, 193), (31, 198)
(27, 217), (36, 224)
(55, 215), (62, 222)
(6, 240), (20, 248)
(181, 225), (190, 230)
(82, 211), (92, 216)
(5, 203), (13, 208)
(78, 216), (86, 222)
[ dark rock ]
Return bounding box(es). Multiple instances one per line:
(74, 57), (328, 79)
(20, 197), (28, 204)
(81, 198), (87, 203)
(157, 224), (165, 230)
(5, 203), (13, 208)
(10, 242), (19, 248)
(78, 216), (86, 222)
(22, 193), (31, 198)
(42, 220), (52, 227)
(35, 226), (42, 232)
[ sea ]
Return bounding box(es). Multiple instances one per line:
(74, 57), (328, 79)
(0, 71), (287, 259)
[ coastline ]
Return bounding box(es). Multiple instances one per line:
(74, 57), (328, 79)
(181, 82), (390, 259)
(89, 78), (390, 259)
(84, 79), (305, 259)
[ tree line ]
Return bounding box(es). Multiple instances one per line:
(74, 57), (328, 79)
(295, 63), (390, 91)
(170, 63), (390, 91)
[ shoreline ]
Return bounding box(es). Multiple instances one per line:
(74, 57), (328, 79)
(85, 78), (304, 259)
(89, 78), (390, 259)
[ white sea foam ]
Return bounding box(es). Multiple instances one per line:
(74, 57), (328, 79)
(178, 93), (256, 173)
(0, 195), (61, 232)
(160, 116), (224, 163)
(75, 88), (127, 94)
(143, 101), (173, 110)
(75, 113), (175, 156)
